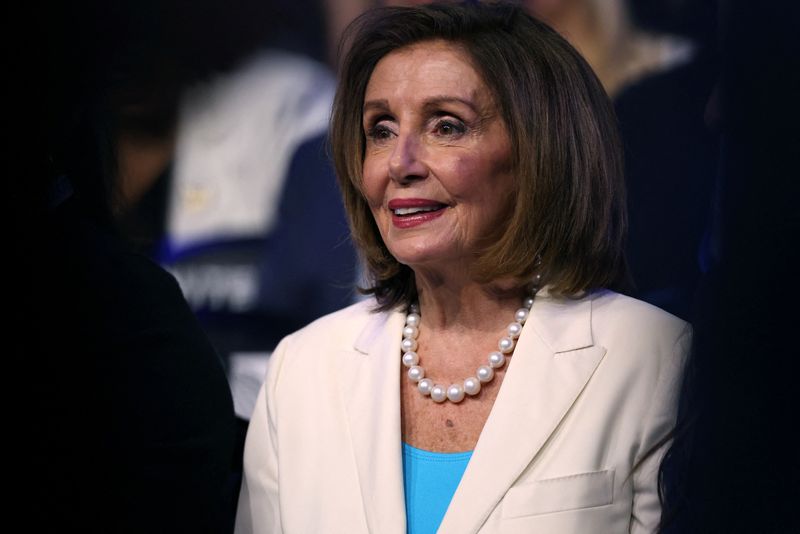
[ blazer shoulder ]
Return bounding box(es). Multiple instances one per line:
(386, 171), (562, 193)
(294, 297), (377, 337)
(590, 289), (689, 337)
(275, 297), (382, 359)
(587, 290), (692, 397)
(588, 290), (692, 372)
(265, 298), (387, 401)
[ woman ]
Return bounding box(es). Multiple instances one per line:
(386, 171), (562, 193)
(235, 3), (690, 533)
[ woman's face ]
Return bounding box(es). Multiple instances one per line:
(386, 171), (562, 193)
(361, 40), (515, 274)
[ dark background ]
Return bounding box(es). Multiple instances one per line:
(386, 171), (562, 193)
(19, 0), (800, 531)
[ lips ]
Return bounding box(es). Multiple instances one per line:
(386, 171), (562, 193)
(387, 198), (448, 228)
(392, 205), (442, 216)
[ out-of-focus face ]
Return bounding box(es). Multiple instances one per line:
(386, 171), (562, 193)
(523, 0), (575, 20)
(361, 40), (514, 275)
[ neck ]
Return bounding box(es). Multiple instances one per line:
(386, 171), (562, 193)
(413, 268), (525, 333)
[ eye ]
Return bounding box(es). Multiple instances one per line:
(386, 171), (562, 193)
(433, 118), (466, 138)
(365, 121), (396, 144)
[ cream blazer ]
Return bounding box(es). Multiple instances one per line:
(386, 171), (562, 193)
(235, 289), (691, 533)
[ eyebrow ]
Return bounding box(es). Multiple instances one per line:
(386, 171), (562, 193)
(362, 95), (480, 115)
(362, 99), (390, 114)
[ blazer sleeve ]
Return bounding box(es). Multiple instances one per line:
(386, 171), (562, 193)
(234, 336), (291, 534)
(630, 322), (693, 533)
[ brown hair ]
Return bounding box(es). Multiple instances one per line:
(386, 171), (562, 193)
(331, 2), (627, 311)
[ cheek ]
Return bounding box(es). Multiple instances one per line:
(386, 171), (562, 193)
(436, 154), (478, 195)
(447, 151), (511, 198)
(361, 161), (384, 208)
(454, 153), (515, 229)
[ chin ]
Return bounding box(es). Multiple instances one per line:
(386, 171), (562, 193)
(389, 247), (465, 272)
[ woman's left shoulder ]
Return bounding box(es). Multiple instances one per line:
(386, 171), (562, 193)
(588, 288), (688, 326)
(586, 289), (691, 346)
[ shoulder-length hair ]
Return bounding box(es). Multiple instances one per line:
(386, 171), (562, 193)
(330, 1), (627, 312)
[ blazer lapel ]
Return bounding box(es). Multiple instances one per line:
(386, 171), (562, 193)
(337, 307), (407, 534)
(439, 294), (606, 533)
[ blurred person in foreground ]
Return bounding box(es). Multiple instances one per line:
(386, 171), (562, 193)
(235, 3), (690, 533)
(20, 1), (269, 531)
(657, 0), (800, 531)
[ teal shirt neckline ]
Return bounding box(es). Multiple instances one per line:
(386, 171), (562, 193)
(402, 442), (473, 534)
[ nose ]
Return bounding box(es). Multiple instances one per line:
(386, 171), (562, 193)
(388, 132), (428, 184)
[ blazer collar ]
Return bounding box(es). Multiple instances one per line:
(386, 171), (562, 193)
(351, 289), (595, 352)
(353, 303), (400, 355)
(339, 305), (407, 534)
(526, 290), (595, 353)
(341, 293), (605, 534)
(440, 292), (605, 533)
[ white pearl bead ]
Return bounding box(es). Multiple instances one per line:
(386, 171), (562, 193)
(464, 377), (481, 396)
(408, 366), (424, 382)
(406, 313), (421, 328)
(430, 385), (447, 403)
(447, 384), (465, 403)
(403, 293), (536, 403)
(533, 273), (542, 284)
(418, 378), (433, 396)
(402, 351), (419, 367)
(488, 351), (506, 368)
(508, 322), (523, 339)
(403, 325), (419, 339)
(401, 338), (418, 352)
(477, 365), (494, 383)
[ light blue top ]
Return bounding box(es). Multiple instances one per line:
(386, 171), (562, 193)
(402, 442), (473, 534)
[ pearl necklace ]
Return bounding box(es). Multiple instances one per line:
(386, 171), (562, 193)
(401, 285), (539, 404)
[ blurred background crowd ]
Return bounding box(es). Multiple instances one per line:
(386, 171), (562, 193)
(18, 0), (798, 532)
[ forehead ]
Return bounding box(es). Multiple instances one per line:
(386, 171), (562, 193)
(364, 40), (493, 110)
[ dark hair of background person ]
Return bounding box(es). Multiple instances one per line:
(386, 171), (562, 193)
(330, 2), (628, 312)
(656, 0), (800, 532)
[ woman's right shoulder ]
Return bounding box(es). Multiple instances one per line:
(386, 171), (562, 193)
(290, 298), (379, 341)
(267, 298), (384, 372)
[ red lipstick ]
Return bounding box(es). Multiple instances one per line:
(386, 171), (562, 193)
(387, 198), (447, 228)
